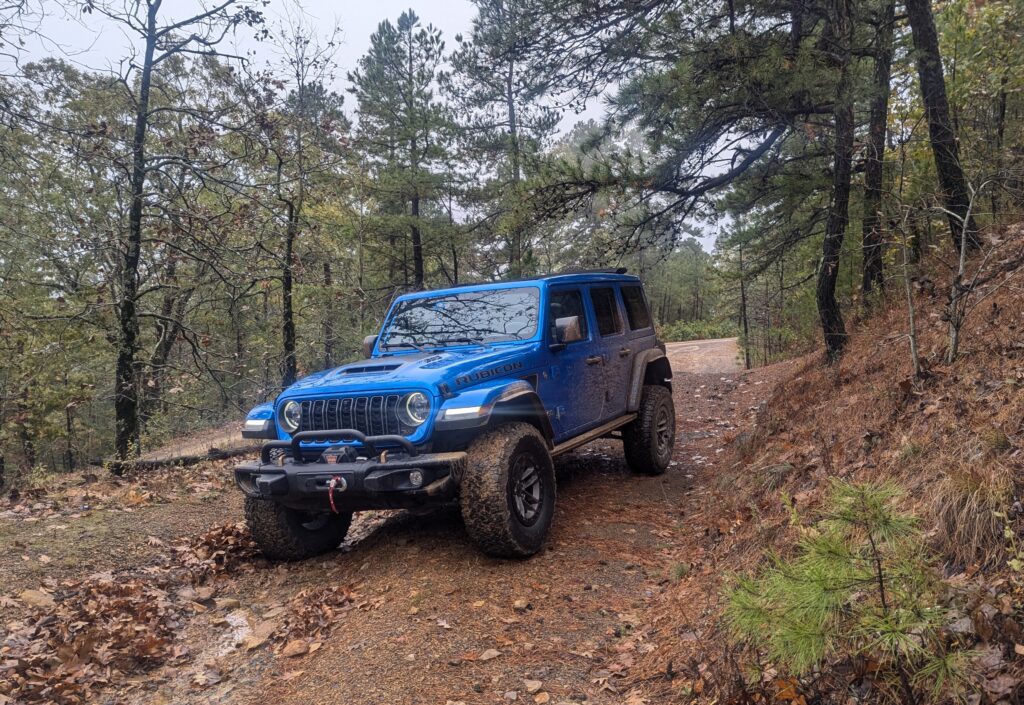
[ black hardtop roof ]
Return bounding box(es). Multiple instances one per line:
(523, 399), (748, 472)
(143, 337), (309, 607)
(449, 268), (641, 289)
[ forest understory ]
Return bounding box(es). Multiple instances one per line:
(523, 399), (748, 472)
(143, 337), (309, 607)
(4, 218), (1024, 705)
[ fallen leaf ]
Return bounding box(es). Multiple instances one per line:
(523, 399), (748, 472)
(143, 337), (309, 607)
(19, 589), (55, 609)
(480, 648), (502, 661)
(244, 620), (277, 650)
(282, 640), (309, 658)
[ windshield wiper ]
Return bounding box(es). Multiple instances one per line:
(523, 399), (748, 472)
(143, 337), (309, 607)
(436, 337), (492, 348)
(383, 341), (427, 352)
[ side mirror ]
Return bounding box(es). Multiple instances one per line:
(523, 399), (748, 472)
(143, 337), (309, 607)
(551, 316), (584, 351)
(362, 334), (378, 359)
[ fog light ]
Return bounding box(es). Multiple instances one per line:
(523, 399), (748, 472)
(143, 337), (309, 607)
(408, 470), (424, 488)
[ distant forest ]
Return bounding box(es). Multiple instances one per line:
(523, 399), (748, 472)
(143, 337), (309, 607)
(0, 0), (1021, 470)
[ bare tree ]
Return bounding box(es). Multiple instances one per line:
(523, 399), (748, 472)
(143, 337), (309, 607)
(241, 11), (346, 387)
(80, 0), (266, 459)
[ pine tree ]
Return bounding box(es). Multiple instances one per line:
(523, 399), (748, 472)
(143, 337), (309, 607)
(726, 481), (970, 703)
(348, 11), (450, 291)
(448, 0), (559, 277)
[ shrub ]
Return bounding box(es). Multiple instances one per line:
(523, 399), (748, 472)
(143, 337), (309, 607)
(725, 481), (969, 704)
(659, 319), (738, 342)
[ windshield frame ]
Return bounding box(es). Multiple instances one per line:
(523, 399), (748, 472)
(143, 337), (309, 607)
(377, 284), (543, 353)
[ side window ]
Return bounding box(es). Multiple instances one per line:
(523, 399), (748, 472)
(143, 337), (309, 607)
(621, 285), (652, 330)
(548, 289), (588, 341)
(589, 287), (622, 336)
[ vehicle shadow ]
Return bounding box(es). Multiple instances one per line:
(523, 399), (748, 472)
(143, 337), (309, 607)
(328, 445), (632, 560)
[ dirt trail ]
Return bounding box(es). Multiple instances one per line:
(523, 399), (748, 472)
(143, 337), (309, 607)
(0, 339), (778, 705)
(665, 337), (743, 374)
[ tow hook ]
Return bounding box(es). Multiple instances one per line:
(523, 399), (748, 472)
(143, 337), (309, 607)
(328, 474), (348, 513)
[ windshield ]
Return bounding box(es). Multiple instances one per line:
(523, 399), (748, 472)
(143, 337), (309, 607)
(380, 287), (540, 349)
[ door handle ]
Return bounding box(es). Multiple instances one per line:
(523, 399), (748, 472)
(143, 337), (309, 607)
(618, 347), (631, 358)
(585, 355), (603, 366)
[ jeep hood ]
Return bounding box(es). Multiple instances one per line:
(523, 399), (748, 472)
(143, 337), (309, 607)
(279, 345), (539, 399)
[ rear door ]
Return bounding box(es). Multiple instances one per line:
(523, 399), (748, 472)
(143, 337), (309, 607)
(588, 285), (630, 419)
(543, 286), (605, 439)
(621, 283), (656, 348)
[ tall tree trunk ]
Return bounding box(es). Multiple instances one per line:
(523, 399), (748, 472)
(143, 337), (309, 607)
(904, 0), (979, 251)
(114, 0), (159, 460)
(817, 0), (854, 363)
(64, 374), (76, 472)
(15, 343), (36, 469)
(861, 0), (895, 301)
(281, 202), (298, 387)
(139, 257), (194, 425)
(323, 261), (334, 369)
(739, 246), (752, 370)
(506, 57), (525, 277)
(991, 76), (1007, 217)
(411, 195), (424, 289)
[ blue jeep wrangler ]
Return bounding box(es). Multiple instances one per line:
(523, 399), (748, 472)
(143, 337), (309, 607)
(235, 270), (675, 560)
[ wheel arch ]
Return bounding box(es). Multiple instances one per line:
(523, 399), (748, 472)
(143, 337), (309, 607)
(627, 349), (673, 412)
(487, 391), (554, 448)
(434, 380), (555, 449)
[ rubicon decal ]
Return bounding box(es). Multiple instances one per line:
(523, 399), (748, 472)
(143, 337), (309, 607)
(455, 361), (524, 386)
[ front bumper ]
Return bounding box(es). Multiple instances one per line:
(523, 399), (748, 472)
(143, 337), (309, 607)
(234, 429), (466, 512)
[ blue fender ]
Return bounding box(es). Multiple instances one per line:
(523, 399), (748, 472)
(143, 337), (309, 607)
(242, 402), (277, 439)
(434, 379), (553, 445)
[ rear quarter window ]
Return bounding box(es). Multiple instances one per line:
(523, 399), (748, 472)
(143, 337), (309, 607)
(621, 285), (652, 330)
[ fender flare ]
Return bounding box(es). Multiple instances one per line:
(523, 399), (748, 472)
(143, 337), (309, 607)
(434, 380), (554, 446)
(627, 349), (673, 412)
(242, 402), (277, 439)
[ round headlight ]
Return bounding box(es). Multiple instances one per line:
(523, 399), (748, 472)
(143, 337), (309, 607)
(398, 392), (431, 427)
(281, 400), (301, 432)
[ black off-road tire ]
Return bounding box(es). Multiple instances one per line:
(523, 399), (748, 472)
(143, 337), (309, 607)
(460, 422), (556, 558)
(623, 384), (676, 475)
(244, 496), (352, 561)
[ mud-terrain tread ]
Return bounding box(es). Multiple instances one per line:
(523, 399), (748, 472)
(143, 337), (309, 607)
(460, 423), (555, 558)
(623, 384), (675, 475)
(244, 496), (352, 561)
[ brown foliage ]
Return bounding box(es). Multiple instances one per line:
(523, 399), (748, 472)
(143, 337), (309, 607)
(1, 576), (184, 704)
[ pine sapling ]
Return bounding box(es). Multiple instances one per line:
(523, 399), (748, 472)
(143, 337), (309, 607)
(725, 481), (970, 703)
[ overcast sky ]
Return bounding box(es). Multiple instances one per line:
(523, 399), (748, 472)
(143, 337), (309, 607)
(11, 1), (476, 86)
(8, 1), (605, 131)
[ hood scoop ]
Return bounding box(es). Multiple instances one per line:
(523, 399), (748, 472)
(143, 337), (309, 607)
(340, 363), (402, 375)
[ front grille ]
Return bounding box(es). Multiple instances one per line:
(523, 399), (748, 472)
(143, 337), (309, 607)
(298, 394), (407, 436)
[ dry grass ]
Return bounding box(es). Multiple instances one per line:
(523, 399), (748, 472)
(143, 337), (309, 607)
(932, 460), (1015, 570)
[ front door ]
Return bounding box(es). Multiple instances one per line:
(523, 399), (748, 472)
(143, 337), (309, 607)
(543, 287), (604, 440)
